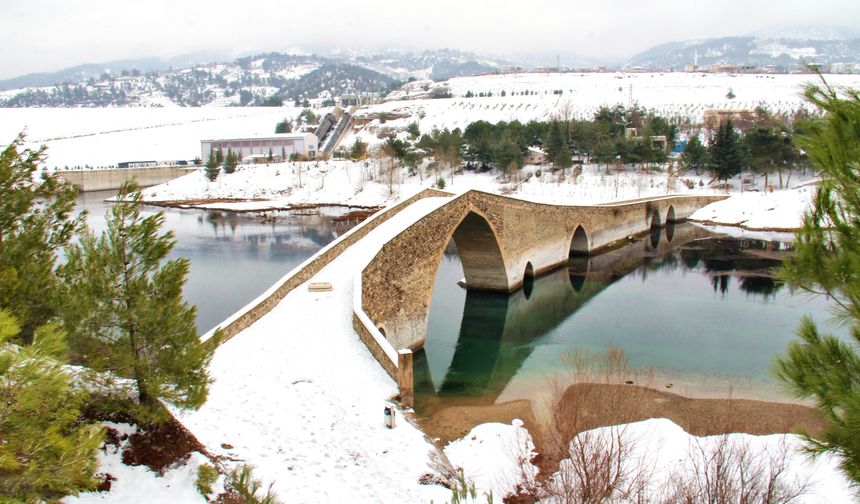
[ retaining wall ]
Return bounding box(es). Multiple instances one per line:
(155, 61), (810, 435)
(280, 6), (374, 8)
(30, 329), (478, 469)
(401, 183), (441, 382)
(56, 166), (197, 192)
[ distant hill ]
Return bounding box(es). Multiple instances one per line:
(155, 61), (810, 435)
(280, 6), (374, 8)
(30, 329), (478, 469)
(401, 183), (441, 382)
(627, 36), (860, 70)
(0, 51), (231, 92)
(0, 58), (171, 91)
(0, 49), (509, 107)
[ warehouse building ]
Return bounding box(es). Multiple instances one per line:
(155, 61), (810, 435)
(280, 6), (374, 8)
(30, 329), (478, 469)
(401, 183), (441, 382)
(200, 133), (318, 162)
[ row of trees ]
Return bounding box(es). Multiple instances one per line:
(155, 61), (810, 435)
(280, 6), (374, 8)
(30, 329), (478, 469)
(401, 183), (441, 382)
(363, 105), (679, 183)
(205, 147), (241, 180)
(360, 103), (815, 192)
(0, 137), (216, 500)
(682, 111), (805, 187)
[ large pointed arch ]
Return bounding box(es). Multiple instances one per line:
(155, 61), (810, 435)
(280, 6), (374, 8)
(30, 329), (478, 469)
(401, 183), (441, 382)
(451, 211), (508, 291)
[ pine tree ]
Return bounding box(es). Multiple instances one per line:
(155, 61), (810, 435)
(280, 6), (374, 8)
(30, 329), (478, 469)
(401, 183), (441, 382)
(215, 147), (224, 164)
(0, 134), (83, 344)
(0, 310), (104, 501)
(350, 138), (368, 160)
(224, 150), (238, 174)
(545, 121), (563, 162)
(204, 151), (219, 181)
(775, 81), (860, 484)
(708, 120), (743, 184)
(681, 135), (709, 174)
(274, 118), (292, 134)
(60, 182), (218, 422)
(554, 139), (573, 172)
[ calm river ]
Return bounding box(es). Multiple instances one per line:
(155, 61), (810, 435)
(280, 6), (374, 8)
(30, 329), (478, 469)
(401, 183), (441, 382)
(77, 190), (350, 333)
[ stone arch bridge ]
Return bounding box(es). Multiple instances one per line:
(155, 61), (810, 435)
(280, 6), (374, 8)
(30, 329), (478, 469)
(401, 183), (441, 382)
(358, 191), (725, 377)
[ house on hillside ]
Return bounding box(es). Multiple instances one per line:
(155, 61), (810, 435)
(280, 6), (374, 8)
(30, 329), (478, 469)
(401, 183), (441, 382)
(525, 146), (547, 165)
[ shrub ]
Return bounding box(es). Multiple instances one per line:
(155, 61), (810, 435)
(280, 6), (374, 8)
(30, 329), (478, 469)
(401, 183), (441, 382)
(196, 463), (219, 496)
(0, 312), (104, 501)
(436, 177), (446, 190)
(227, 464), (280, 504)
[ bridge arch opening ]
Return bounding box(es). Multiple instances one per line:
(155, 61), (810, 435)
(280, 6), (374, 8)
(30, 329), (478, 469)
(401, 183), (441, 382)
(648, 210), (663, 249)
(422, 210), (508, 392)
(450, 211), (508, 291)
(665, 206), (677, 242)
(649, 210), (662, 230)
(523, 262), (535, 299)
(569, 225), (590, 257)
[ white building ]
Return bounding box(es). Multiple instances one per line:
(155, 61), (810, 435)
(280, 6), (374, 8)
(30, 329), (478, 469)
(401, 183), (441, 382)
(200, 133), (318, 162)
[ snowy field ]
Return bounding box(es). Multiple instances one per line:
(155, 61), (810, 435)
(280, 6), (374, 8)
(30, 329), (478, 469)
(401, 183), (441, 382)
(0, 107), (301, 169)
(370, 72), (860, 135)
(3, 72), (860, 170)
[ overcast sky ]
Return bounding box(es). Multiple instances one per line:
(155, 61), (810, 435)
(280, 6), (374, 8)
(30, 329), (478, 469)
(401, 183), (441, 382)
(1, 0), (859, 79)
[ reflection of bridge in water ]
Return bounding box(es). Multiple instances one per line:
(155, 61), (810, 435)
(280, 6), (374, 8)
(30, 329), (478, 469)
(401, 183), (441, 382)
(414, 222), (720, 413)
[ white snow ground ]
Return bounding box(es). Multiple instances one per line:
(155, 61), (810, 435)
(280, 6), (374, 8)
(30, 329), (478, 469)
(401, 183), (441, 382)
(445, 419), (857, 503)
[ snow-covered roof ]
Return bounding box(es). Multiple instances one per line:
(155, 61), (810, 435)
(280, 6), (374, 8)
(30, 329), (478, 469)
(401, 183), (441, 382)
(200, 132), (316, 143)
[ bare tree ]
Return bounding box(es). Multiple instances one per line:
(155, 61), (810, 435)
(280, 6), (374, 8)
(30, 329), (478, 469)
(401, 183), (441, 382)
(660, 435), (810, 504)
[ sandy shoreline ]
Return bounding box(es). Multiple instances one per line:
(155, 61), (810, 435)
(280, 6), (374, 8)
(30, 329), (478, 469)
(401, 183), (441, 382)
(418, 382), (826, 471)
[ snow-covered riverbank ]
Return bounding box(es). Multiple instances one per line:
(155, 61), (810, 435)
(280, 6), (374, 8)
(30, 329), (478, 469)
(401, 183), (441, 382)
(140, 158), (817, 231)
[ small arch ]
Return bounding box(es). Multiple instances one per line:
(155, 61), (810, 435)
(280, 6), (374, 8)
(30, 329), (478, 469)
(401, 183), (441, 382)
(649, 210), (662, 230)
(523, 262), (535, 299)
(569, 225), (590, 257)
(377, 325), (387, 338)
(666, 205), (676, 223)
